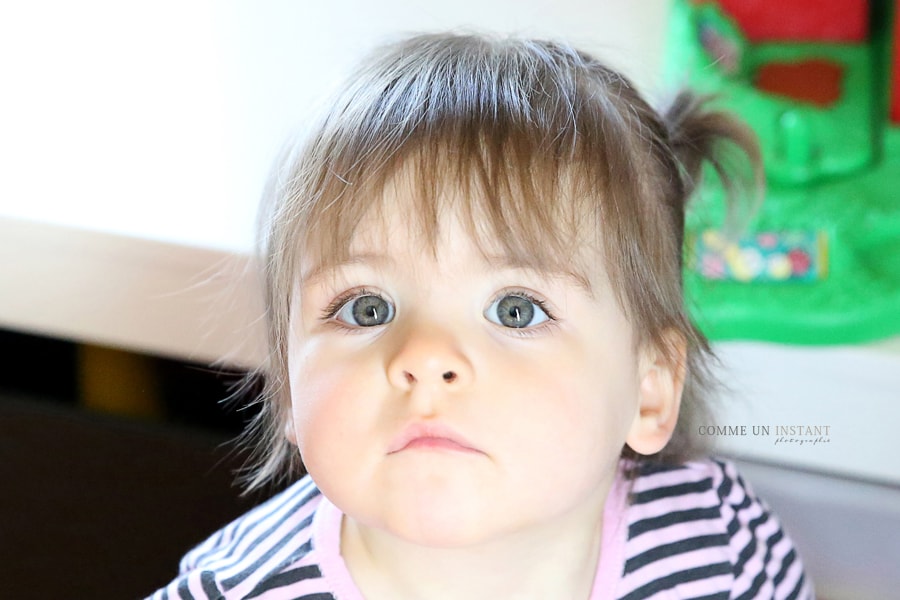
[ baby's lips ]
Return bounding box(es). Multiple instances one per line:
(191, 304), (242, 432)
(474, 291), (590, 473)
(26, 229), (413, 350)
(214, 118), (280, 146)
(387, 421), (483, 455)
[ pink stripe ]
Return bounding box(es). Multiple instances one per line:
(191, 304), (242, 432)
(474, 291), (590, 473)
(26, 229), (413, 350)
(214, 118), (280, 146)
(619, 547), (731, 593)
(629, 461), (716, 493)
(671, 573), (732, 597)
(777, 560), (811, 599)
(253, 578), (336, 600)
(624, 517), (725, 557)
(626, 489), (719, 523)
(589, 467), (629, 600)
(186, 572), (212, 598)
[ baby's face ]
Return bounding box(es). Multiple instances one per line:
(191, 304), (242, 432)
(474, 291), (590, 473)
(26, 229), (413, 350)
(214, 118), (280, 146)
(286, 189), (657, 548)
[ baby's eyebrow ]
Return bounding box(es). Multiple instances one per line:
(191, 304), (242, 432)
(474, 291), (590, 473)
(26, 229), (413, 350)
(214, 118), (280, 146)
(300, 252), (394, 285)
(300, 251), (594, 294)
(483, 254), (594, 294)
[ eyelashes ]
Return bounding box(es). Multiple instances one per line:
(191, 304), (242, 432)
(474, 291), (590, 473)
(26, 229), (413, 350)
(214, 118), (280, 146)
(484, 291), (553, 329)
(321, 288), (388, 320)
(320, 287), (558, 334)
(322, 288), (395, 327)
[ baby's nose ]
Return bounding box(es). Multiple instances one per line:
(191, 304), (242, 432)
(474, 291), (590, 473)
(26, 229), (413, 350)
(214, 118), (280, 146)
(387, 325), (472, 390)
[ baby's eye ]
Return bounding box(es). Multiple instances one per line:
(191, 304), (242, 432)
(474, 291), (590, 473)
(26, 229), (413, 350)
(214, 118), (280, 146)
(333, 294), (395, 327)
(485, 293), (550, 329)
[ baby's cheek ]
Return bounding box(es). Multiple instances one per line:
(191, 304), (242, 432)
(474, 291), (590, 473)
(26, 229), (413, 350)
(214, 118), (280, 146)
(291, 361), (381, 460)
(541, 379), (632, 455)
(291, 370), (384, 505)
(290, 371), (346, 451)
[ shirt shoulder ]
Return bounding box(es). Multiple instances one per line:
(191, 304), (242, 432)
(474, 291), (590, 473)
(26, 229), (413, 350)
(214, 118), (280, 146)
(615, 459), (813, 600)
(147, 476), (336, 600)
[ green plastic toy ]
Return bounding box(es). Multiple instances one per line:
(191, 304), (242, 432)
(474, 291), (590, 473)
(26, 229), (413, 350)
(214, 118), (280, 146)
(666, 0), (900, 344)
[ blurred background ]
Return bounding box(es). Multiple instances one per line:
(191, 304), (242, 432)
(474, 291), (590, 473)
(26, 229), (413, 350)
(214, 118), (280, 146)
(0, 1), (897, 598)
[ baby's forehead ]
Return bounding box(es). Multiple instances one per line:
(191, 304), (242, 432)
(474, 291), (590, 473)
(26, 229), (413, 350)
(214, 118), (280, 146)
(302, 206), (600, 294)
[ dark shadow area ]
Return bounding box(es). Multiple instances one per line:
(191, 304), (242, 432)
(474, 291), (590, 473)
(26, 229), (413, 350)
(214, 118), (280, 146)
(0, 329), (274, 598)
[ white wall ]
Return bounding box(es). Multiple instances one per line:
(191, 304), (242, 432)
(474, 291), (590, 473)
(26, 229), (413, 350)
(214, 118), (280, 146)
(0, 0), (670, 253)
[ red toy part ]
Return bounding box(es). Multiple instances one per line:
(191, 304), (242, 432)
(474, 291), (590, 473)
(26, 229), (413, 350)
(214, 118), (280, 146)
(694, 0), (869, 42)
(755, 59), (845, 107)
(890, 0), (900, 123)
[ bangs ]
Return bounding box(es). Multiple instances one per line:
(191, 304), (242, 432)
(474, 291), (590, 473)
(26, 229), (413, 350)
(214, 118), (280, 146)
(299, 137), (604, 287)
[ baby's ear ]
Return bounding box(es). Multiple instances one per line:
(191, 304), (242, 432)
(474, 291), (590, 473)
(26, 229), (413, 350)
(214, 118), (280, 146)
(625, 331), (687, 456)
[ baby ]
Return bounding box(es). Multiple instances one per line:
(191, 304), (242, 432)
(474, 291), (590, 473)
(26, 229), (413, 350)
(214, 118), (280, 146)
(151, 33), (813, 599)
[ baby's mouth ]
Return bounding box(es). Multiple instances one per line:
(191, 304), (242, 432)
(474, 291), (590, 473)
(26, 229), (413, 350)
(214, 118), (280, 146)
(387, 422), (482, 455)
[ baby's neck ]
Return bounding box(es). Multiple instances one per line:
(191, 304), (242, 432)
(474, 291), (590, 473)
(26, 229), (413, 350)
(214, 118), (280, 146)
(340, 500), (606, 600)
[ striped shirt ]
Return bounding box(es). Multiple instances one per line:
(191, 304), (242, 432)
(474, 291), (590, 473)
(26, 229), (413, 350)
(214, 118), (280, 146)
(148, 459), (813, 599)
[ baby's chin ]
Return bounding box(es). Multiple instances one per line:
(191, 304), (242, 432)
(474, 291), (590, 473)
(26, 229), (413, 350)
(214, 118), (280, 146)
(337, 482), (518, 550)
(351, 509), (515, 551)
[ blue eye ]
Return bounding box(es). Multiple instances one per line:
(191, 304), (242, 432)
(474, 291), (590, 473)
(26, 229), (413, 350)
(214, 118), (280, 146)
(333, 294), (395, 327)
(485, 293), (550, 329)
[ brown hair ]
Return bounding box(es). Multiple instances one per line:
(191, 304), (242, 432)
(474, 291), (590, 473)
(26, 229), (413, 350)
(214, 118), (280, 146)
(239, 32), (761, 491)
